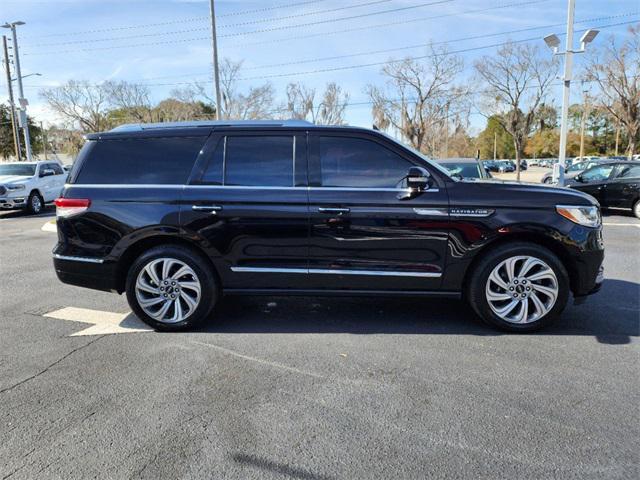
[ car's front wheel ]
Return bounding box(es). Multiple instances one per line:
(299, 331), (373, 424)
(27, 191), (44, 214)
(467, 242), (569, 332)
(125, 245), (218, 331)
(633, 199), (640, 219)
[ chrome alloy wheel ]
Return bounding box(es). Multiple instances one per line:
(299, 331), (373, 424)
(485, 255), (559, 324)
(31, 195), (42, 213)
(135, 258), (201, 323)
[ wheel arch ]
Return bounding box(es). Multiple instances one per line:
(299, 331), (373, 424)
(461, 232), (578, 299)
(114, 234), (220, 293)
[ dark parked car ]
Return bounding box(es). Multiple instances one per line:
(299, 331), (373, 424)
(567, 161), (640, 218)
(436, 158), (491, 179)
(54, 120), (604, 333)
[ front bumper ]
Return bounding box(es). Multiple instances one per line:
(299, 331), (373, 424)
(0, 196), (27, 209)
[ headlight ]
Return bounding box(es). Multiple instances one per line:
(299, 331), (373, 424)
(5, 184), (25, 191)
(556, 205), (601, 227)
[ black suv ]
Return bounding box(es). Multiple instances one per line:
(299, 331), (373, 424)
(53, 120), (604, 332)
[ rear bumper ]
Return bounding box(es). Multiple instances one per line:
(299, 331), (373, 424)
(53, 252), (120, 293)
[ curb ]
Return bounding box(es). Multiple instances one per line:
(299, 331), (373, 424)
(42, 219), (57, 232)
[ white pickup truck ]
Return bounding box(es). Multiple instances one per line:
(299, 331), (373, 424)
(0, 161), (67, 214)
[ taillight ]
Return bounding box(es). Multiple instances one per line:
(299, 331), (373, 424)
(54, 198), (91, 218)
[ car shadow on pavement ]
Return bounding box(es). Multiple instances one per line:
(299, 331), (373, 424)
(195, 279), (639, 345)
(0, 206), (56, 220)
(231, 453), (335, 480)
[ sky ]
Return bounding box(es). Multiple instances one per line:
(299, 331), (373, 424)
(1, 0), (638, 132)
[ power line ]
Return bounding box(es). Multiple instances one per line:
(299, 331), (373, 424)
(123, 12), (638, 82)
(22, 0), (546, 56)
(23, 19), (637, 91)
(22, 0), (396, 48)
(21, 0), (332, 40)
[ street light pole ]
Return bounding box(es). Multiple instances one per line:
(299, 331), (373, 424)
(2, 35), (22, 160)
(209, 0), (223, 120)
(555, 0), (576, 187)
(3, 21), (32, 161)
(543, 3), (598, 186)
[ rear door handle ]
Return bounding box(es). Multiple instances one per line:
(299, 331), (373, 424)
(318, 207), (350, 215)
(192, 205), (222, 214)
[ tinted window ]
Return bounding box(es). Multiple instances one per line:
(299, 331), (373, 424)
(0, 164), (36, 176)
(319, 136), (412, 188)
(225, 136), (293, 187)
(581, 164), (615, 183)
(441, 162), (481, 179)
(47, 163), (64, 175)
(616, 164), (640, 179)
(76, 137), (205, 184)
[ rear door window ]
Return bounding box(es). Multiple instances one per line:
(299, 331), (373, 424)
(200, 135), (295, 187)
(75, 136), (206, 184)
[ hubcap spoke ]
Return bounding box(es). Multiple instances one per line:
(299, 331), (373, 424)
(485, 255), (558, 324)
(135, 257), (201, 324)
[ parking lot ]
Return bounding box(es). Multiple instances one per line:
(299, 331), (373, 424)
(1, 204), (638, 479)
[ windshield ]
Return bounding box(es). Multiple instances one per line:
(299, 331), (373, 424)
(441, 162), (482, 179)
(567, 162), (586, 172)
(0, 163), (37, 177)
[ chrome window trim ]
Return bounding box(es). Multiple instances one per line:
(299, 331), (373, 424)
(53, 253), (104, 264)
(66, 184), (440, 193)
(231, 266), (441, 278)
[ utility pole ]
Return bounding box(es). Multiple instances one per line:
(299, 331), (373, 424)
(543, 2), (598, 186)
(579, 90), (589, 159)
(3, 21), (32, 161)
(2, 35), (21, 161)
(209, 0), (223, 120)
(443, 103), (449, 158)
(41, 121), (47, 160)
(493, 131), (497, 161)
(614, 120), (620, 156)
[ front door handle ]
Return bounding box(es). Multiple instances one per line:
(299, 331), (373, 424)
(318, 207), (350, 215)
(192, 205), (222, 214)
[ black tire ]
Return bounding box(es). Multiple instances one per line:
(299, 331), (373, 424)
(125, 245), (218, 331)
(27, 191), (44, 215)
(543, 177), (553, 184)
(466, 242), (570, 332)
(633, 199), (640, 219)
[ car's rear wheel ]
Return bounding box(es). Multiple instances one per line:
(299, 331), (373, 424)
(27, 191), (44, 214)
(467, 242), (569, 332)
(633, 199), (640, 219)
(125, 245), (217, 331)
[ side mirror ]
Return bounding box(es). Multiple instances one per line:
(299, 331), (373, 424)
(574, 174), (583, 183)
(40, 169), (55, 177)
(398, 167), (431, 200)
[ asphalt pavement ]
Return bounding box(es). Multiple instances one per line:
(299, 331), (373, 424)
(0, 206), (638, 479)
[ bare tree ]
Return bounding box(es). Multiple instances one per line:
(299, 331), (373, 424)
(285, 82), (349, 124)
(180, 59), (275, 120)
(40, 80), (110, 132)
(475, 42), (557, 180)
(367, 45), (465, 156)
(586, 25), (640, 158)
(103, 80), (153, 123)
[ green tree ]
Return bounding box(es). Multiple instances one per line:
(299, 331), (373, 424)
(476, 115), (515, 159)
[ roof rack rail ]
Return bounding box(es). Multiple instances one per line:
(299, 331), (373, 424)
(110, 119), (313, 132)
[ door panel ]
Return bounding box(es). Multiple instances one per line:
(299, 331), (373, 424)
(181, 131), (309, 290)
(606, 164), (640, 208)
(307, 132), (449, 291)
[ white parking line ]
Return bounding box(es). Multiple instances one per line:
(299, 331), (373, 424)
(603, 223), (640, 228)
(43, 307), (152, 336)
(41, 220), (57, 232)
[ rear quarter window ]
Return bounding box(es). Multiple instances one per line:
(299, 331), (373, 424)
(75, 136), (206, 184)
